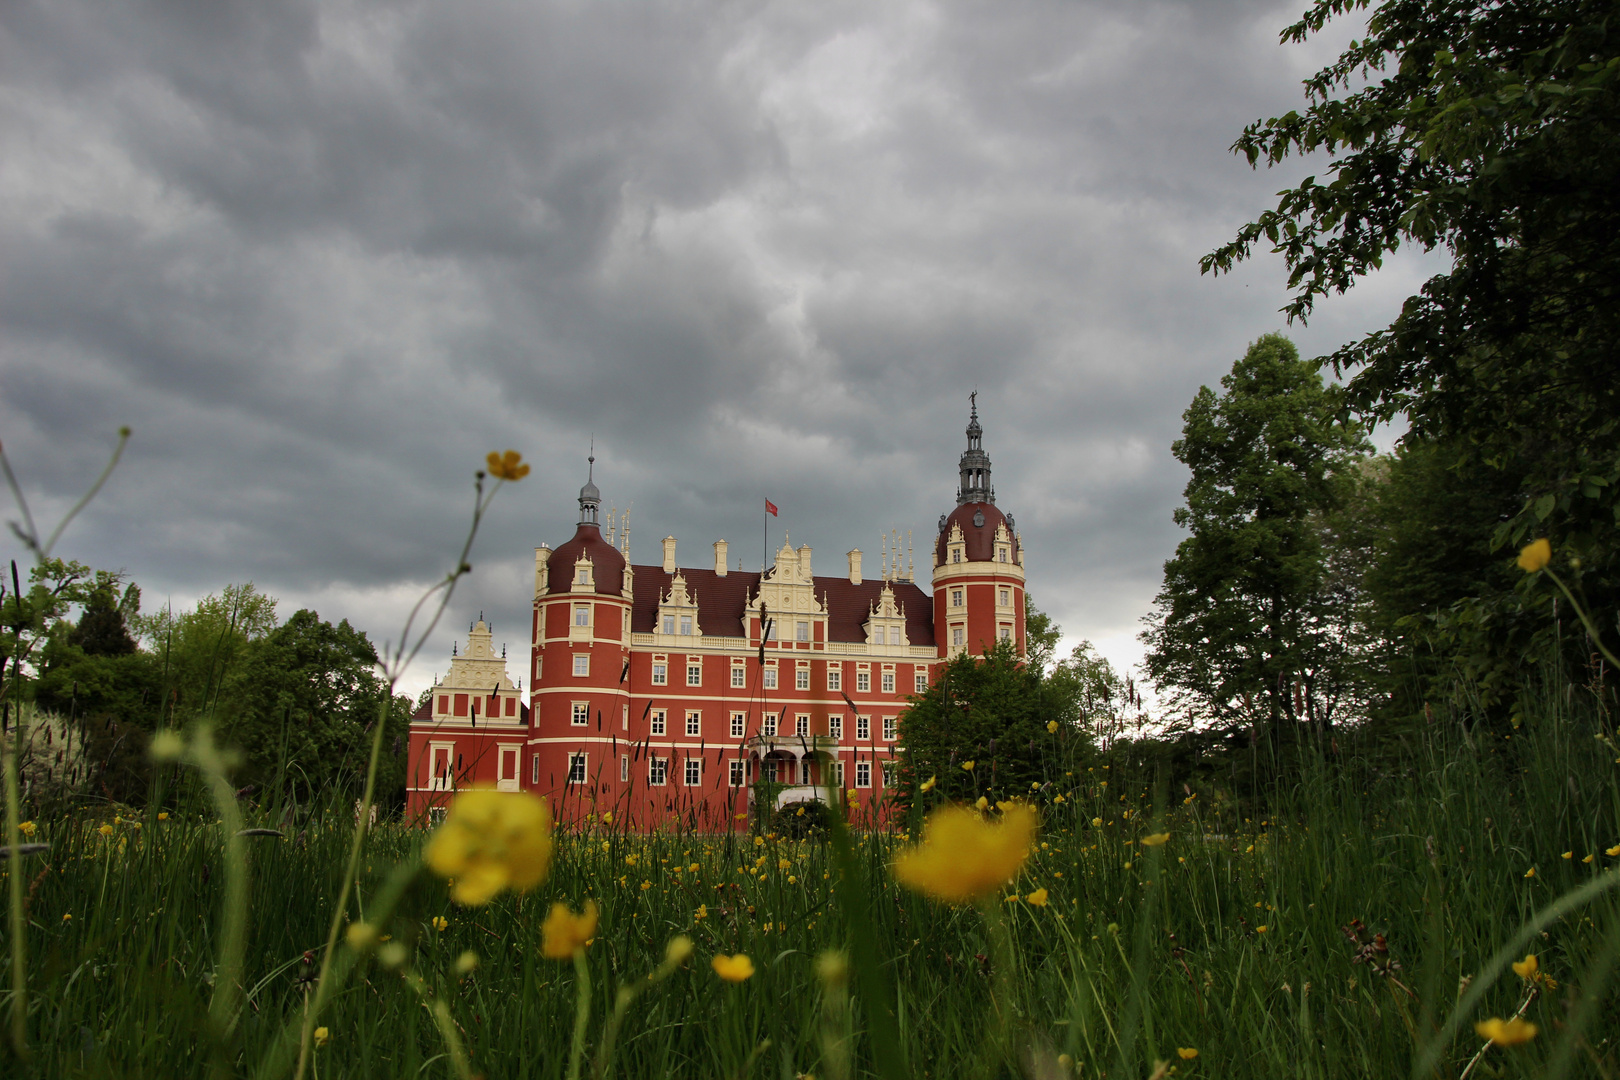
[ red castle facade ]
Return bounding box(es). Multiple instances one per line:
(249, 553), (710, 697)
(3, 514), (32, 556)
(407, 404), (1026, 829)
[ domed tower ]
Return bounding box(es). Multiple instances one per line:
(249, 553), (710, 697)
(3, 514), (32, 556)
(529, 454), (633, 819)
(932, 396), (1026, 660)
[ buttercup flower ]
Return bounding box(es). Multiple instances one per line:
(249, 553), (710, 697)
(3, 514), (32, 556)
(1140, 833), (1170, 847)
(541, 900), (599, 960)
(1177, 1048), (1199, 1060)
(920, 776), (937, 792)
(1524, 867), (1536, 878)
(961, 760), (975, 771)
(1475, 1017), (1537, 1046)
(712, 954), (755, 982)
(1516, 538), (1551, 573)
(313, 1026), (330, 1048)
(1025, 888), (1049, 906)
(431, 916), (450, 932)
(1091, 817), (1103, 827)
(486, 450), (531, 481)
(424, 787), (554, 905)
(1512, 954), (1538, 980)
(1047, 721), (1059, 734)
(98, 824), (114, 837)
(157, 812), (169, 821)
(1607, 844), (1620, 857)
(892, 803), (1037, 904)
(975, 796), (990, 811)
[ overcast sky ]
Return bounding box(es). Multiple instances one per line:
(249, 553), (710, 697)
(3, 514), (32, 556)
(1, 0), (1441, 697)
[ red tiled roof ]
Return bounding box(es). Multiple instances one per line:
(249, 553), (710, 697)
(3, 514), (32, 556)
(549, 523), (627, 596)
(629, 566), (935, 647)
(935, 501), (1019, 564)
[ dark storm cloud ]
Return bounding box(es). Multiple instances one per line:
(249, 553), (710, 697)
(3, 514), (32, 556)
(0, 0), (1437, 688)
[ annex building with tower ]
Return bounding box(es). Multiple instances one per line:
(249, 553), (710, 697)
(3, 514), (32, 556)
(406, 403), (1027, 828)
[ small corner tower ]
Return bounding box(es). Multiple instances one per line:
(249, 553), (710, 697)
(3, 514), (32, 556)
(932, 395), (1026, 660)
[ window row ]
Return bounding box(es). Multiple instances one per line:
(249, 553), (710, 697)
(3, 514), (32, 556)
(559, 752), (898, 788)
(645, 660), (927, 694)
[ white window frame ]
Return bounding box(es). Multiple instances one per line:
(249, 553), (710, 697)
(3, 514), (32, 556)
(915, 672), (928, 693)
(680, 615), (693, 636)
(687, 662), (702, 687)
(1000, 625), (1012, 641)
(763, 667), (778, 690)
(730, 712), (746, 738)
(882, 716), (896, 741)
(796, 714), (809, 737)
(567, 752), (587, 784)
(571, 702), (589, 726)
(573, 654), (590, 677)
(856, 761), (871, 788)
(729, 759), (745, 787)
(952, 627), (965, 647)
(684, 758), (701, 786)
(731, 665), (746, 688)
(649, 757), (668, 786)
(881, 761), (897, 787)
(856, 716), (870, 741)
(999, 588), (1010, 606)
(827, 668), (842, 691)
(796, 621), (809, 642)
(796, 668), (810, 691)
(685, 711), (701, 737)
(881, 672), (895, 694)
(662, 614), (675, 634)
(650, 709), (667, 736)
(829, 716), (843, 740)
(652, 662), (667, 685)
(574, 604), (590, 626)
(856, 672), (870, 693)
(531, 754), (540, 785)
(620, 754), (629, 782)
(763, 714), (777, 737)
(952, 589), (964, 607)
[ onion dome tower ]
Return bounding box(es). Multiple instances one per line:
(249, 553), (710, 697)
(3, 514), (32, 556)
(528, 453), (632, 814)
(932, 396), (1026, 660)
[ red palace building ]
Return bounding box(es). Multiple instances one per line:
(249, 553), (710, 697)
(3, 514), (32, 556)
(407, 403), (1026, 828)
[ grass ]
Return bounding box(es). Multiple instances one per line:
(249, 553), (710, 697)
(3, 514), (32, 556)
(1, 677), (1617, 1079)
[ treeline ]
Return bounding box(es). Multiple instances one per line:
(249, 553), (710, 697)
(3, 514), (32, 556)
(0, 560), (412, 812)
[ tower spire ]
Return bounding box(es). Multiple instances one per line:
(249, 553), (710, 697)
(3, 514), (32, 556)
(956, 393), (994, 504)
(578, 446), (601, 525)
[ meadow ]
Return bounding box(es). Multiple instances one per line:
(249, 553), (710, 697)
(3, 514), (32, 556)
(3, 676), (1618, 1080)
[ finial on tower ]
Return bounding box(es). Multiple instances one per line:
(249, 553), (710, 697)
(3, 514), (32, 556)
(578, 444), (601, 525)
(956, 395), (994, 504)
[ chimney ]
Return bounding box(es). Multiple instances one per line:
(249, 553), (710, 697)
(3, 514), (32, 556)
(798, 544), (812, 580)
(713, 539), (729, 577)
(847, 549), (862, 585)
(662, 536), (677, 573)
(534, 546), (552, 596)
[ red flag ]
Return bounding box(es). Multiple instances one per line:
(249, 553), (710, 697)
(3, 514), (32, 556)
(765, 499), (779, 517)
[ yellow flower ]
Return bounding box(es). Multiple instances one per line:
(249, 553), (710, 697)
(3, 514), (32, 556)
(712, 954), (756, 982)
(313, 1026), (330, 1048)
(1140, 832), (1170, 847)
(62, 913), (72, 923)
(695, 904), (708, 921)
(1516, 538), (1551, 573)
(18, 821), (36, 837)
(1177, 1048), (1198, 1060)
(1606, 844), (1620, 857)
(891, 803), (1037, 905)
(486, 450), (531, 481)
(346, 922), (379, 950)
(157, 812), (169, 821)
(1025, 888), (1049, 906)
(1047, 721), (1059, 733)
(1512, 954), (1538, 980)
(541, 900), (600, 960)
(431, 916), (449, 932)
(424, 787), (554, 906)
(602, 812), (613, 824)
(920, 776), (937, 792)
(689, 862), (700, 873)
(1053, 794), (1066, 804)
(961, 760), (975, 771)
(975, 796), (990, 811)
(1091, 817), (1103, 827)
(1255, 925), (1269, 933)
(1524, 867), (1536, 878)
(1475, 1017), (1537, 1046)
(98, 824), (114, 837)
(1562, 851), (1572, 859)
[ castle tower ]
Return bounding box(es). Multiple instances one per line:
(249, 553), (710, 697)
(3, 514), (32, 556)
(932, 396), (1026, 659)
(529, 453), (633, 817)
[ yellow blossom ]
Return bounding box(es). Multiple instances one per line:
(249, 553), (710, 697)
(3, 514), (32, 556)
(689, 862), (700, 873)
(486, 449), (531, 481)
(157, 812), (169, 821)
(1047, 721), (1059, 733)
(602, 812), (613, 824)
(920, 776), (937, 792)
(961, 760), (975, 771)
(892, 803), (1037, 905)
(346, 922), (379, 950)
(1475, 1017), (1537, 1046)
(1524, 867), (1536, 878)
(18, 821), (37, 837)
(98, 824), (113, 837)
(695, 904), (708, 921)
(1026, 888), (1049, 906)
(1561, 851), (1572, 859)
(424, 787), (554, 906)
(62, 913), (72, 922)
(1516, 538), (1551, 573)
(975, 796), (990, 811)
(313, 1026), (330, 1048)
(1512, 954), (1538, 980)
(1091, 817), (1103, 827)
(431, 916), (449, 932)
(1140, 832), (1170, 847)
(1177, 1048), (1198, 1060)
(1607, 844), (1620, 857)
(712, 954), (755, 982)
(1256, 925), (1269, 933)
(541, 900), (599, 960)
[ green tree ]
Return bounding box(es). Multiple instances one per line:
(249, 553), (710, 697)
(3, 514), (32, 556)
(1205, 0), (1620, 642)
(136, 583), (278, 726)
(1023, 595), (1062, 675)
(897, 640), (1071, 806)
(1045, 640), (1125, 743)
(1141, 334), (1371, 735)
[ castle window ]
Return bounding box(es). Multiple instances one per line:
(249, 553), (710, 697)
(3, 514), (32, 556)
(577, 567), (589, 584)
(998, 547), (1008, 562)
(1000, 625), (1012, 642)
(796, 714), (809, 737)
(952, 550), (962, 563)
(882, 716), (896, 740)
(662, 614), (675, 634)
(651, 710), (666, 736)
(620, 755), (629, 782)
(532, 755), (540, 785)
(796, 668), (809, 691)
(684, 759), (701, 786)
(649, 758), (667, 786)
(796, 621), (809, 642)
(729, 759), (746, 786)
(856, 761), (871, 788)
(829, 715), (843, 739)
(763, 668), (778, 690)
(873, 626), (885, 645)
(567, 753), (587, 784)
(827, 669), (842, 691)
(763, 714), (777, 737)
(730, 712), (745, 738)
(999, 589), (1010, 606)
(915, 672), (928, 693)
(951, 590), (964, 608)
(652, 663), (667, 685)
(857, 716), (870, 740)
(573, 655), (590, 677)
(680, 615), (693, 635)
(881, 761), (897, 787)
(952, 627), (965, 647)
(881, 672), (895, 694)
(856, 672), (870, 693)
(571, 702), (589, 726)
(731, 665), (746, 688)
(686, 711), (701, 737)
(687, 662), (702, 686)
(574, 605), (590, 626)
